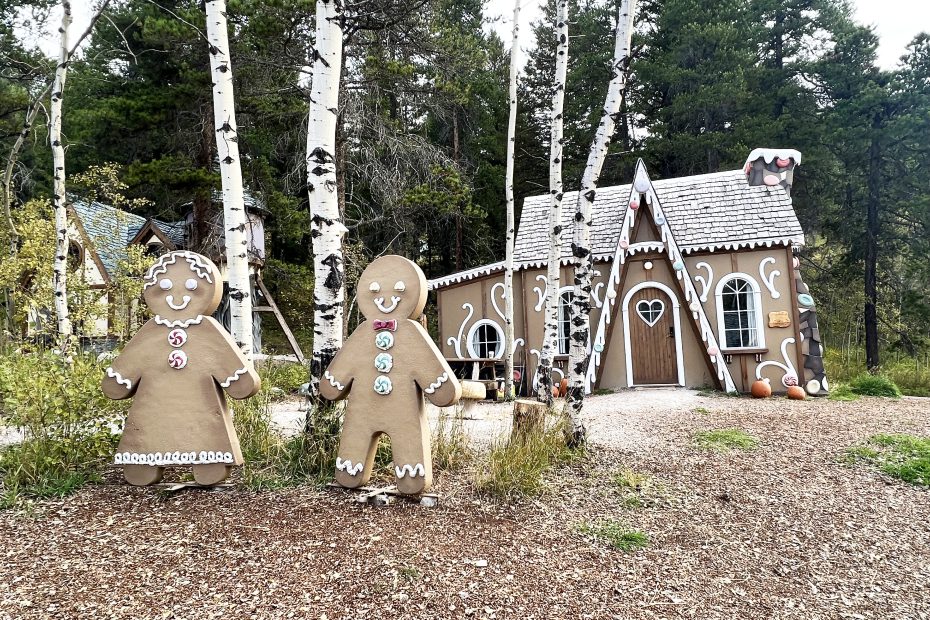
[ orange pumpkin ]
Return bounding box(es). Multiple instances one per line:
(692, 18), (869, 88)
(559, 378), (569, 398)
(786, 385), (806, 400)
(751, 378), (772, 398)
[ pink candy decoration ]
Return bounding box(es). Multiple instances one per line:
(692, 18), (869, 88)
(619, 238), (629, 249)
(783, 374), (799, 387)
(776, 157), (792, 168)
(763, 175), (781, 186)
(707, 346), (719, 357)
(629, 200), (639, 210)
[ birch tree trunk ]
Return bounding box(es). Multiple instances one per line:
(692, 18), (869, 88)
(205, 0), (253, 360)
(50, 0), (73, 351)
(307, 0), (347, 395)
(536, 0), (569, 404)
(567, 0), (636, 441)
(503, 0), (521, 400)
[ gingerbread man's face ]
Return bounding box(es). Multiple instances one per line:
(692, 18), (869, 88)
(142, 251), (223, 319)
(357, 256), (427, 321)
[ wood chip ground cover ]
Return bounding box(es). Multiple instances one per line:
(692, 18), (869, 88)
(2, 394), (929, 619)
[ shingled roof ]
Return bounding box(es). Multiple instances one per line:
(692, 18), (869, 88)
(514, 169), (805, 262)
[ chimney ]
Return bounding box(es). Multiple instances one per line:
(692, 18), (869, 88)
(744, 148), (802, 196)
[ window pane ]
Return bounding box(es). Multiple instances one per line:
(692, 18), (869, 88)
(719, 278), (760, 349)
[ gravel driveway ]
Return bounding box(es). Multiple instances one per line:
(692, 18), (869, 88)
(2, 390), (929, 619)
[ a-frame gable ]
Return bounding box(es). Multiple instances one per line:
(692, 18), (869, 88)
(586, 160), (737, 393)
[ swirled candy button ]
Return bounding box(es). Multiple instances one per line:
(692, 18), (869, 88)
(375, 331), (394, 351)
(798, 293), (815, 308)
(167, 328), (187, 348)
(593, 343), (604, 353)
(374, 352), (393, 372)
(373, 375), (393, 395)
(167, 350), (188, 370)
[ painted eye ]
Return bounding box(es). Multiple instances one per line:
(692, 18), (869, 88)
(393, 281), (406, 292)
(159, 279), (172, 290)
(185, 278), (198, 291)
(369, 282), (381, 292)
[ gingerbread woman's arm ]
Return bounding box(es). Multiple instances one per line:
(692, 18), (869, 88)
(410, 321), (461, 407)
(101, 321), (156, 399)
(204, 317), (261, 399)
(319, 329), (363, 401)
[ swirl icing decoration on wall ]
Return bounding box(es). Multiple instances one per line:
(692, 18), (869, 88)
(490, 282), (506, 321)
(533, 275), (548, 312)
(694, 261), (713, 303)
(445, 302), (474, 358)
(591, 269), (604, 309)
(755, 337), (798, 387)
(758, 257), (781, 299)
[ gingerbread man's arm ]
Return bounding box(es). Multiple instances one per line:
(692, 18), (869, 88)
(318, 328), (364, 401)
(409, 321), (461, 407)
(101, 321), (156, 400)
(204, 317), (261, 399)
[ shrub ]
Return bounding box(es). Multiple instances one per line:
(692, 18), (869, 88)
(0, 350), (127, 507)
(849, 374), (902, 398)
(693, 429), (757, 451)
(473, 412), (581, 499)
(577, 519), (649, 551)
(827, 383), (859, 402)
(845, 434), (930, 487)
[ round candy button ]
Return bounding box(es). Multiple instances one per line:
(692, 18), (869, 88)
(373, 375), (393, 395)
(168, 350), (188, 370)
(167, 328), (188, 348)
(374, 352), (393, 373)
(375, 331), (394, 351)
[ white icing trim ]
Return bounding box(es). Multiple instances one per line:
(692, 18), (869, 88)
(154, 315), (205, 328)
(635, 298), (666, 327)
(532, 275), (548, 312)
(144, 251), (215, 289)
(395, 463), (425, 478)
(745, 148), (802, 168)
(490, 282), (506, 321)
(424, 372), (449, 394)
(694, 262), (713, 302)
(446, 303), (474, 359)
(465, 319), (504, 359)
(165, 295), (192, 311)
(592, 269), (604, 309)
(324, 370), (346, 391)
(755, 337), (798, 387)
(626, 241), (665, 255)
(680, 237), (804, 255)
(374, 296), (401, 313)
(758, 257), (781, 299)
(714, 273), (767, 351)
(220, 367), (249, 388)
(622, 282), (684, 387)
(106, 367), (132, 389)
(336, 457), (364, 476)
(114, 450), (233, 466)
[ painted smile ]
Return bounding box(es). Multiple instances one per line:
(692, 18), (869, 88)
(166, 295), (191, 310)
(374, 296), (401, 313)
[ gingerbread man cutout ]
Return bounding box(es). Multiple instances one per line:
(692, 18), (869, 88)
(320, 255), (461, 495)
(102, 251), (260, 486)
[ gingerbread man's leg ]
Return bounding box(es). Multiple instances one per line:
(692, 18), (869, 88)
(192, 463), (232, 486)
(388, 413), (432, 495)
(334, 404), (379, 488)
(123, 465), (164, 486)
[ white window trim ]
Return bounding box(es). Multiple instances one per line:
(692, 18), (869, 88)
(466, 318), (505, 359)
(621, 282), (685, 387)
(714, 272), (766, 351)
(556, 285), (574, 356)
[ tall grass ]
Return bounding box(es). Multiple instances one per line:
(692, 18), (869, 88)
(825, 347), (930, 397)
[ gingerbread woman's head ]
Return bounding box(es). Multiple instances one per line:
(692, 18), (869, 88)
(357, 256), (427, 321)
(142, 251), (224, 320)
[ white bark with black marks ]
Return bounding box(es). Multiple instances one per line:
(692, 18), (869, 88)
(307, 0), (347, 394)
(536, 0), (569, 404)
(205, 0), (253, 359)
(567, 0), (636, 440)
(503, 0), (521, 399)
(50, 1), (73, 348)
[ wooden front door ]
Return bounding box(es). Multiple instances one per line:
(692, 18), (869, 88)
(629, 287), (678, 385)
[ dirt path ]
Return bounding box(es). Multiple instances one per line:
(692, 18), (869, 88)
(2, 392), (929, 619)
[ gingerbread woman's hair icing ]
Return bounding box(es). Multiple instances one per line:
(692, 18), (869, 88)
(320, 255), (462, 495)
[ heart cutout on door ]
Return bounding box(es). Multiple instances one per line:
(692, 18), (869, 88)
(636, 299), (665, 327)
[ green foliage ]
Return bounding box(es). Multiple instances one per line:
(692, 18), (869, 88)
(473, 414), (581, 499)
(845, 434), (930, 487)
(577, 520), (649, 552)
(431, 410), (473, 474)
(0, 351), (126, 507)
(849, 374), (902, 399)
(827, 384), (859, 402)
(693, 429), (758, 451)
(826, 348), (926, 396)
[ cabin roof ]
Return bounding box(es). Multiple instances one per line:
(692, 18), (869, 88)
(430, 168), (804, 290)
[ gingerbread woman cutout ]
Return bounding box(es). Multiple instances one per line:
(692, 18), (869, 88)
(102, 251), (260, 486)
(320, 255), (461, 495)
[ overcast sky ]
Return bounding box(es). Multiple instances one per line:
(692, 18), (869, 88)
(28, 0), (930, 70)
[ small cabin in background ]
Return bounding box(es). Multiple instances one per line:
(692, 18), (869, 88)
(428, 149), (828, 397)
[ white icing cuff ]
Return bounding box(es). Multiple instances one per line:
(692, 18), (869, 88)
(114, 451), (234, 466)
(106, 367), (132, 389)
(219, 367), (249, 388)
(336, 457), (364, 476)
(395, 463), (425, 478)
(424, 372), (448, 394)
(324, 370), (346, 391)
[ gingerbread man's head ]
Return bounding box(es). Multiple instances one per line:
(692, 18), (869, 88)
(357, 256), (427, 321)
(142, 251), (224, 320)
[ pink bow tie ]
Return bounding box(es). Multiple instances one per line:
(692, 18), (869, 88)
(373, 319), (397, 331)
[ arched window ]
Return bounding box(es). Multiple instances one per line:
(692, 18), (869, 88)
(715, 274), (765, 349)
(467, 320), (504, 359)
(557, 288), (574, 355)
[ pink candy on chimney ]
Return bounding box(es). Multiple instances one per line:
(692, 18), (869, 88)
(629, 200), (639, 210)
(776, 157), (792, 168)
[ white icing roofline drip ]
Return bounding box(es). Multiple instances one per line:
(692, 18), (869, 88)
(745, 148), (802, 167)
